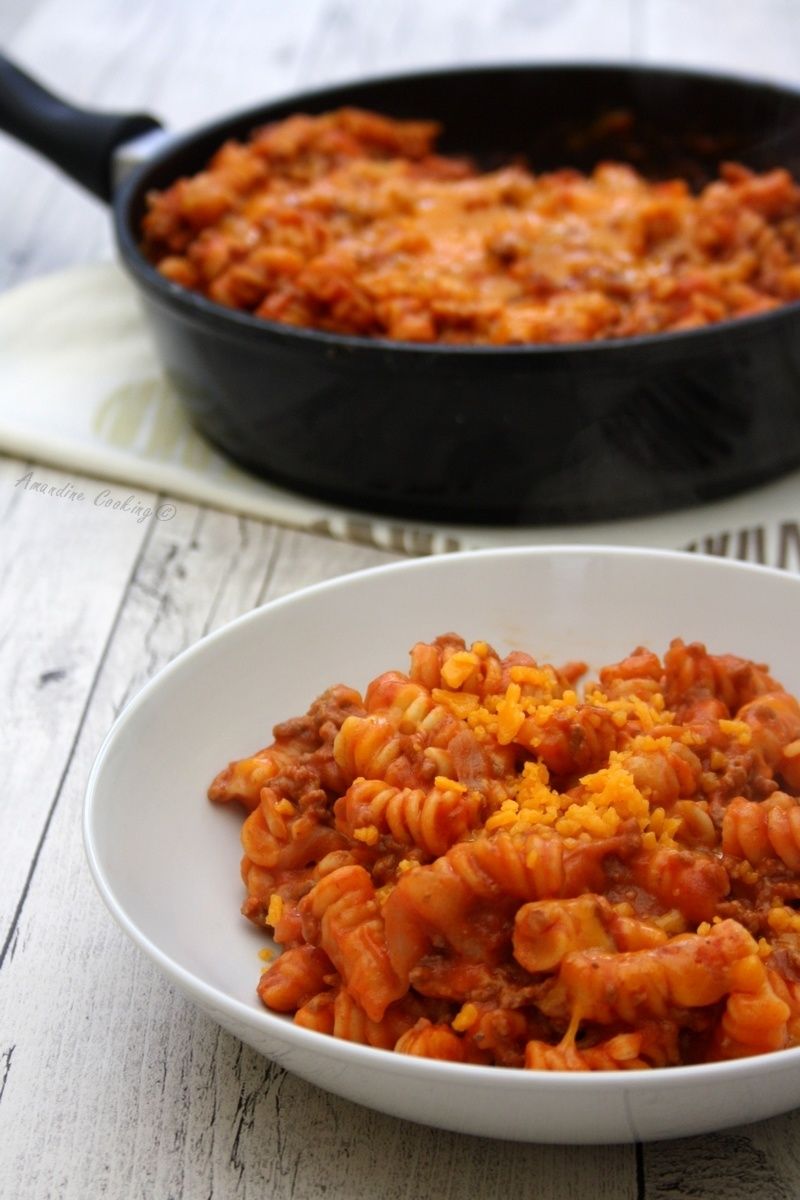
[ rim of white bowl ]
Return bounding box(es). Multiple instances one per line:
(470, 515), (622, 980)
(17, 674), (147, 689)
(84, 544), (800, 1092)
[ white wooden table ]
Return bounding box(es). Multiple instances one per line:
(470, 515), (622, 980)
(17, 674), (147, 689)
(3, 2), (800, 1196)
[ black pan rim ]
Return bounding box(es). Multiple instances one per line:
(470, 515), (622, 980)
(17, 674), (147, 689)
(114, 58), (800, 360)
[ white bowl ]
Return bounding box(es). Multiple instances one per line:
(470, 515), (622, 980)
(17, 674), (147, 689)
(84, 546), (800, 1143)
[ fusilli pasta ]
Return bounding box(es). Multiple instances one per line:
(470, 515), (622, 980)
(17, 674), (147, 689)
(209, 634), (800, 1070)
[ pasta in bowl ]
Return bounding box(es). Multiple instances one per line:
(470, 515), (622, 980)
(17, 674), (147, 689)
(210, 632), (800, 1071)
(84, 547), (800, 1142)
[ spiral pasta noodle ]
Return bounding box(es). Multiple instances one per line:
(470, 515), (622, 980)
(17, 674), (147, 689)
(143, 109), (800, 346)
(210, 634), (800, 1070)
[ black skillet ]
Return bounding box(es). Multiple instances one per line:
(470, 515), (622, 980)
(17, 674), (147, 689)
(3, 56), (800, 525)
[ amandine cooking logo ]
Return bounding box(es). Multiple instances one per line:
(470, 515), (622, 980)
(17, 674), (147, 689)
(14, 470), (176, 524)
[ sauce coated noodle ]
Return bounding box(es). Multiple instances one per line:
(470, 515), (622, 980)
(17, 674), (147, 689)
(144, 108), (800, 345)
(209, 635), (800, 1070)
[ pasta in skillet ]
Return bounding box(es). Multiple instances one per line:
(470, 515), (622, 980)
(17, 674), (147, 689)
(143, 108), (800, 345)
(209, 634), (800, 1070)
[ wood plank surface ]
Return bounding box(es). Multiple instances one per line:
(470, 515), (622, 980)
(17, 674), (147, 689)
(640, 0), (800, 81)
(0, 463), (636, 1200)
(0, 460), (151, 953)
(3, 2), (800, 1197)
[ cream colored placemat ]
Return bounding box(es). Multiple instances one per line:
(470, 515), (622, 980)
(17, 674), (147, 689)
(2, 261), (800, 565)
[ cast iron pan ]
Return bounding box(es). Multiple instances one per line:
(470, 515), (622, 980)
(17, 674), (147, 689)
(3, 56), (800, 525)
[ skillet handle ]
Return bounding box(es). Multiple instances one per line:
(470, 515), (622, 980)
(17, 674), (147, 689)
(0, 53), (161, 202)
